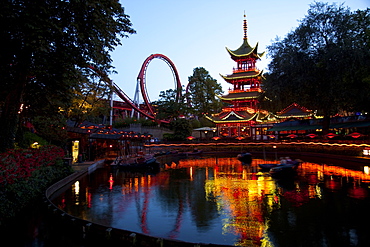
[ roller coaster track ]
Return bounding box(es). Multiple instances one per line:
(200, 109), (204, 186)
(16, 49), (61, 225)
(89, 54), (181, 124)
(88, 65), (156, 122)
(137, 54), (182, 116)
(112, 81), (156, 120)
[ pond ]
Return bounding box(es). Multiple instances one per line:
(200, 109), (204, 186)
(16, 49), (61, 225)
(52, 154), (370, 246)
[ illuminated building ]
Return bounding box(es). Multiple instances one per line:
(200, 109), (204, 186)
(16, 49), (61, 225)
(274, 103), (316, 121)
(205, 14), (275, 140)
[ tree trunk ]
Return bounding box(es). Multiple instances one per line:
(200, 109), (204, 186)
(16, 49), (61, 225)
(0, 77), (27, 152)
(321, 110), (331, 137)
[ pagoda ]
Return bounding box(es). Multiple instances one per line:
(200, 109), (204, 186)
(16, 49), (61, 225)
(274, 103), (316, 121)
(206, 14), (274, 139)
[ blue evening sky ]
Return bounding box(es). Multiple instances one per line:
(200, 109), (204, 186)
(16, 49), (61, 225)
(111, 0), (369, 102)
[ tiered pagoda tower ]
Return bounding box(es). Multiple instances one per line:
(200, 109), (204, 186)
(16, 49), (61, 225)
(206, 14), (274, 139)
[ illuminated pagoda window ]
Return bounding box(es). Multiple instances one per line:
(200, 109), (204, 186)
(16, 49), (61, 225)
(205, 13), (275, 139)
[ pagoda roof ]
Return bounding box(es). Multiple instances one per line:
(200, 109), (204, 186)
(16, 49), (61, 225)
(217, 91), (261, 101)
(205, 110), (257, 123)
(275, 103), (315, 119)
(205, 109), (273, 124)
(226, 39), (265, 60)
(220, 70), (264, 82)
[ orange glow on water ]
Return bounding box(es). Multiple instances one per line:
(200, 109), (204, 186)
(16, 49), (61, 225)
(60, 154), (370, 246)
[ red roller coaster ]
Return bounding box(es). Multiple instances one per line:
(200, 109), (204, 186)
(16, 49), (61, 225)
(136, 54), (182, 116)
(90, 54), (182, 123)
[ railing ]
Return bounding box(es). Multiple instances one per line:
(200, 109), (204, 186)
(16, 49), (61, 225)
(232, 68), (259, 73)
(228, 88), (262, 93)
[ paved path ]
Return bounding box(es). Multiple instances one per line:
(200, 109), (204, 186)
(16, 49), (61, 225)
(71, 160), (100, 172)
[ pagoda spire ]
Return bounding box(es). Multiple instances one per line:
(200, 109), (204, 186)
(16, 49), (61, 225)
(243, 11), (247, 40)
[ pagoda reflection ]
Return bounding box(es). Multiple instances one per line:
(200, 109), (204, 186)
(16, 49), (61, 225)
(177, 157), (277, 246)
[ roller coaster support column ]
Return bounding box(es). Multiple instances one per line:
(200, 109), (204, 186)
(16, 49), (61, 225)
(109, 80), (113, 125)
(131, 79), (140, 119)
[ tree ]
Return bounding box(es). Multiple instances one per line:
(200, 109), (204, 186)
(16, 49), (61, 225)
(152, 87), (190, 121)
(169, 118), (192, 141)
(264, 2), (370, 131)
(67, 69), (111, 126)
(0, 0), (135, 152)
(187, 67), (224, 118)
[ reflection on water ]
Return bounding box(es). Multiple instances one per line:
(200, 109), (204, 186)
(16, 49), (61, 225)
(53, 155), (370, 246)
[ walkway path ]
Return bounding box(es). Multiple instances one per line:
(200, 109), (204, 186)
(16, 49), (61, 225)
(71, 160), (102, 172)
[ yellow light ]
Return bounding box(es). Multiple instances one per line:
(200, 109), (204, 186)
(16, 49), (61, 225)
(364, 166), (369, 175)
(74, 181), (80, 205)
(74, 181), (80, 195)
(31, 142), (40, 149)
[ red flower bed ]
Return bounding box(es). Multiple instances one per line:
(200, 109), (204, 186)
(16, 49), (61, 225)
(0, 146), (64, 185)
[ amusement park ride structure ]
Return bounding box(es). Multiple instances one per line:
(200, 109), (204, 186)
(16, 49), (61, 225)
(90, 53), (182, 124)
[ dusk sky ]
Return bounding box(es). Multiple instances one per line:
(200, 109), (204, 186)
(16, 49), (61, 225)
(111, 0), (369, 102)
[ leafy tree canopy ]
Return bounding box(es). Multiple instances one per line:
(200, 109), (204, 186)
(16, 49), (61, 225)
(187, 67), (224, 118)
(0, 0), (135, 151)
(152, 87), (190, 121)
(169, 118), (192, 141)
(264, 2), (370, 128)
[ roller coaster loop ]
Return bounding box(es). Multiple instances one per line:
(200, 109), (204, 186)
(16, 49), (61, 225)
(89, 54), (182, 124)
(137, 53), (182, 116)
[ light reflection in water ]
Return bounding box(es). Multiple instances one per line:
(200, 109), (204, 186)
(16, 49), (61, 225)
(73, 181), (79, 205)
(201, 158), (275, 246)
(54, 156), (370, 246)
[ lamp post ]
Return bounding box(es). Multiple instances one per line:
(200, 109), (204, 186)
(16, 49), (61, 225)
(273, 145), (278, 161)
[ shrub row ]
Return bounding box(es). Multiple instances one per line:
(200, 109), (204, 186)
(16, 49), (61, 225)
(0, 146), (73, 220)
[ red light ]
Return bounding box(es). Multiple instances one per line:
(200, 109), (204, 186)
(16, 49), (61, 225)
(348, 132), (362, 139)
(288, 134), (297, 138)
(307, 134), (317, 138)
(326, 133), (337, 138)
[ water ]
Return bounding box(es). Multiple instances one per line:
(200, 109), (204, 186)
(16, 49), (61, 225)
(52, 155), (370, 246)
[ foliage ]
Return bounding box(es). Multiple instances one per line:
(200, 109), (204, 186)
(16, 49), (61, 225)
(0, 0), (135, 152)
(113, 117), (157, 128)
(199, 116), (216, 127)
(0, 145), (65, 185)
(187, 67), (224, 118)
(67, 70), (111, 125)
(169, 118), (192, 141)
(0, 146), (71, 219)
(16, 130), (49, 149)
(163, 133), (176, 141)
(31, 116), (69, 146)
(152, 87), (190, 121)
(190, 119), (201, 129)
(264, 2), (370, 130)
(153, 67), (223, 121)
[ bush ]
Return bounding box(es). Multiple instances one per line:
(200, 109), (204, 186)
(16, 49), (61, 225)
(170, 119), (192, 141)
(17, 131), (49, 149)
(113, 117), (157, 128)
(0, 146), (73, 220)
